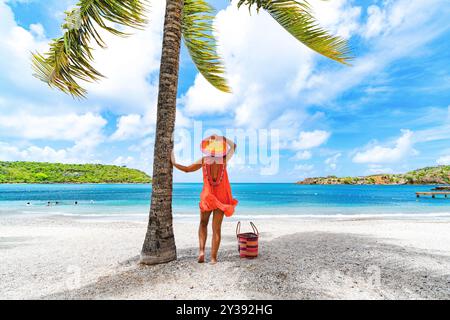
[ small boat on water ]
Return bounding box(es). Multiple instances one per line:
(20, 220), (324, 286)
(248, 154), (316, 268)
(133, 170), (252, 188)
(432, 186), (450, 191)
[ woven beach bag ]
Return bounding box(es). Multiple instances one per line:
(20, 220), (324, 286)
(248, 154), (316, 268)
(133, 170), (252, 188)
(236, 222), (259, 259)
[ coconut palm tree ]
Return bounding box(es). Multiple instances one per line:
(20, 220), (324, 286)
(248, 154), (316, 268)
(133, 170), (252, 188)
(32, 0), (351, 265)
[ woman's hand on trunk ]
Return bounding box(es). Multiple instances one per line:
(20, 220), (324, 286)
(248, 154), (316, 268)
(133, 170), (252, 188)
(170, 151), (176, 167)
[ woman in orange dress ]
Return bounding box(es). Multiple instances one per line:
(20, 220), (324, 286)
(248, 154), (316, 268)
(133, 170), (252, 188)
(171, 135), (238, 264)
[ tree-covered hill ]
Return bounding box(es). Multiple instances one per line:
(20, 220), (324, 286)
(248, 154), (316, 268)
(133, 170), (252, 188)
(0, 161), (151, 184)
(297, 165), (450, 185)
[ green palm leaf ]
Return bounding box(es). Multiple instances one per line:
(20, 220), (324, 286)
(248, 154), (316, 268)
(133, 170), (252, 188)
(31, 0), (148, 98)
(182, 0), (231, 93)
(237, 0), (352, 65)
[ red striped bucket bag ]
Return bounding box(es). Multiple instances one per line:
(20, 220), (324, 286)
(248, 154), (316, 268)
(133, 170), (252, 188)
(236, 221), (259, 259)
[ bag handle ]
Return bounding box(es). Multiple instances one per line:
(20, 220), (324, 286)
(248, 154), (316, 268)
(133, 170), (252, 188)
(250, 222), (259, 235)
(236, 221), (259, 236)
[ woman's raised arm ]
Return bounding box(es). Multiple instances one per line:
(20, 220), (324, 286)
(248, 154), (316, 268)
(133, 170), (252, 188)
(224, 137), (237, 162)
(171, 152), (202, 173)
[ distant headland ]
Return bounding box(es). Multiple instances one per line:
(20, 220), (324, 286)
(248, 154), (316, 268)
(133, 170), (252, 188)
(0, 161), (151, 184)
(297, 165), (450, 185)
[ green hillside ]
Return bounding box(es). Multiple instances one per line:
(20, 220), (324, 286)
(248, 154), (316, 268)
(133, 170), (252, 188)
(0, 161), (151, 184)
(297, 165), (450, 185)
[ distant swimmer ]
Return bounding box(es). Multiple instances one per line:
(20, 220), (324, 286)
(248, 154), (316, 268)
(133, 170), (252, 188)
(47, 201), (51, 206)
(26, 202), (31, 206)
(55, 201), (59, 205)
(74, 201), (78, 205)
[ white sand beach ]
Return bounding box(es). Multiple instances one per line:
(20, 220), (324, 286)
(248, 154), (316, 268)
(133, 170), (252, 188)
(1, 214), (449, 300)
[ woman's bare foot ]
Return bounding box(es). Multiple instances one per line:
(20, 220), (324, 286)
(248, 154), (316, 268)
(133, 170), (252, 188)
(198, 252), (205, 263)
(210, 258), (217, 265)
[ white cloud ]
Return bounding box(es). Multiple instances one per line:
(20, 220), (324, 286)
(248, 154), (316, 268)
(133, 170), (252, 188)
(182, 75), (234, 115)
(267, 110), (311, 147)
(308, 0), (362, 39)
(80, 1), (166, 114)
(29, 23), (45, 39)
(0, 141), (99, 164)
(0, 112), (106, 141)
(299, 0), (450, 106)
(294, 164), (314, 172)
(0, 1), (111, 164)
(1, 0), (449, 180)
(292, 130), (331, 150)
(0, 0), (185, 168)
(325, 153), (342, 170)
(294, 150), (312, 161)
(414, 106), (450, 143)
(1, 0), (167, 117)
(182, 0), (361, 130)
(110, 108), (191, 141)
(110, 114), (149, 141)
(366, 164), (394, 175)
(353, 130), (416, 164)
(363, 5), (386, 39)
(436, 155), (450, 166)
(0, 1), (49, 90)
(113, 156), (135, 167)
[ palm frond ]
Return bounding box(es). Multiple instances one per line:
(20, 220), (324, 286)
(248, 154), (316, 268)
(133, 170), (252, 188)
(182, 0), (231, 93)
(237, 0), (352, 65)
(32, 0), (148, 98)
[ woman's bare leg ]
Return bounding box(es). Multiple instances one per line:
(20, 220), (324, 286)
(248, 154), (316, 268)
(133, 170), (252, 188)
(211, 209), (224, 264)
(198, 211), (212, 263)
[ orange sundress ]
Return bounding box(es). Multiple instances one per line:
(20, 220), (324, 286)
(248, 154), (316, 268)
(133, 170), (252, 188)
(199, 158), (238, 217)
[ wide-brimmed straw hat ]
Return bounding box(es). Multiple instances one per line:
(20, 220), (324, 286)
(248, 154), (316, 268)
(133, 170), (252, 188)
(200, 136), (228, 157)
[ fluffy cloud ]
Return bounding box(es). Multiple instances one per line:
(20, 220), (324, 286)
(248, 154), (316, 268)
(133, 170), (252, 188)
(179, 0), (360, 183)
(414, 106), (450, 143)
(182, 0), (361, 130)
(325, 153), (342, 170)
(367, 164), (394, 175)
(0, 112), (106, 141)
(292, 131), (331, 150)
(436, 155), (450, 166)
(110, 114), (150, 141)
(363, 5), (387, 39)
(29, 23), (45, 39)
(309, 0), (361, 39)
(182, 75), (234, 115)
(110, 108), (191, 141)
(82, 2), (165, 114)
(0, 0), (48, 91)
(300, 0), (450, 106)
(294, 164), (315, 172)
(353, 130), (416, 164)
(0, 0), (170, 166)
(0, 141), (100, 164)
(113, 156), (135, 167)
(293, 150), (312, 161)
(1, 0), (449, 180)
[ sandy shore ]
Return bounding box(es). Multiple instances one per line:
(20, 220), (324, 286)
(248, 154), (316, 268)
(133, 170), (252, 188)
(1, 214), (449, 300)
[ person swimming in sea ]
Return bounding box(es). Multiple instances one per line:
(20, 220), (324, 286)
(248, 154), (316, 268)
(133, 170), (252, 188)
(171, 135), (238, 264)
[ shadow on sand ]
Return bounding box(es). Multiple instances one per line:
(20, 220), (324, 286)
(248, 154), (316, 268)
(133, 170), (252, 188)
(42, 232), (450, 300)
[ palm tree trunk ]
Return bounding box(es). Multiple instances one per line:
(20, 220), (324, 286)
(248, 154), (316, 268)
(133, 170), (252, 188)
(140, 0), (184, 265)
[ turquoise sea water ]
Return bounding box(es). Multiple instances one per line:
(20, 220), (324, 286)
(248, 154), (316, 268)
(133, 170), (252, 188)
(0, 184), (449, 220)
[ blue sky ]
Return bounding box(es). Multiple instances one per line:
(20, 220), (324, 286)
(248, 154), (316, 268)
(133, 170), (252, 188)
(0, 0), (449, 182)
